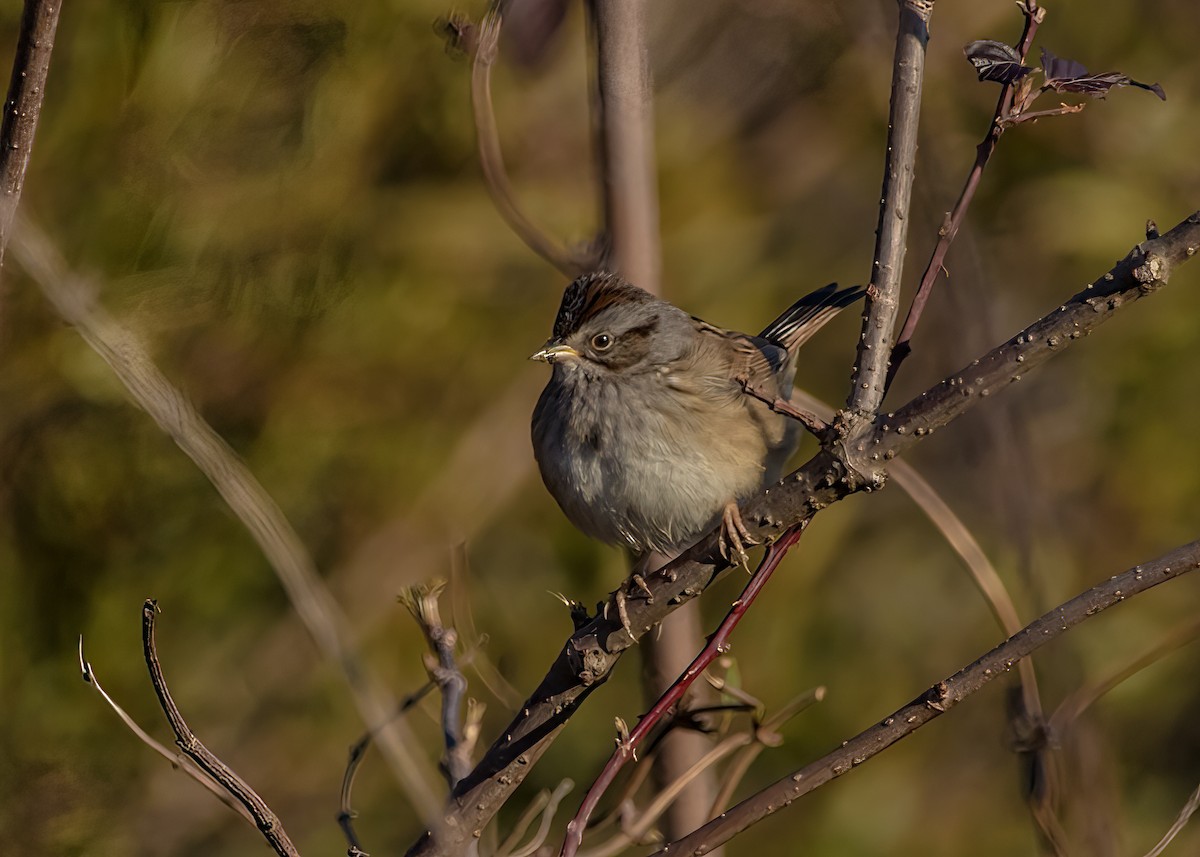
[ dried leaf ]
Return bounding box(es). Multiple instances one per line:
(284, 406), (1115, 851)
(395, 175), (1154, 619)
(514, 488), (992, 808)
(1041, 48), (1166, 101)
(964, 40), (1035, 84)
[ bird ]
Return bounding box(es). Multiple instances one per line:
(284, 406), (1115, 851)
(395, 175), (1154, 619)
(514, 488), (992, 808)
(530, 271), (864, 563)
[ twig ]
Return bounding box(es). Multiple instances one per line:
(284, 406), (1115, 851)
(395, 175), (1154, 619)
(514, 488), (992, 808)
(11, 219), (445, 823)
(656, 539), (1200, 855)
(338, 680), (437, 855)
(707, 687), (825, 817)
(141, 601), (300, 857)
(739, 380), (827, 435)
(577, 735), (751, 857)
(471, 11), (594, 277)
(1142, 782), (1200, 857)
(887, 0), (1044, 390)
(506, 779), (575, 857)
(449, 543), (525, 711)
(1050, 614), (1200, 736)
(0, 0), (61, 268)
(846, 0), (934, 418)
(401, 581), (473, 790)
(407, 213), (1200, 857)
(78, 636), (255, 824)
(559, 523), (808, 857)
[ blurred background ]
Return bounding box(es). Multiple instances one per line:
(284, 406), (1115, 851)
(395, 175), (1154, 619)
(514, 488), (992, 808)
(1, 0), (1198, 854)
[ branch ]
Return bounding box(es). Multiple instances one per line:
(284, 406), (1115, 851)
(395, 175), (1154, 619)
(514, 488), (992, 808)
(589, 0), (661, 290)
(11, 219), (445, 823)
(887, 0), (1044, 389)
(338, 681), (437, 855)
(141, 601), (300, 857)
(471, 11), (596, 277)
(657, 539), (1200, 855)
(405, 211), (1200, 857)
(846, 0), (934, 418)
(78, 636), (256, 825)
(1143, 781), (1200, 857)
(0, 0), (61, 267)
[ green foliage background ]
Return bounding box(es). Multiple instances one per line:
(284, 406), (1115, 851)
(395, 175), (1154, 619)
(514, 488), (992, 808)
(1, 0), (1198, 854)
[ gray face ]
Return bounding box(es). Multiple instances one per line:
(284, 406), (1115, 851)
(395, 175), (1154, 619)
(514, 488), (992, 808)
(531, 272), (689, 376)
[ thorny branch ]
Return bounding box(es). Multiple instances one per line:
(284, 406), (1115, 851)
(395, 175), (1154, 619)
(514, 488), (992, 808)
(658, 539), (1200, 854)
(559, 525), (808, 857)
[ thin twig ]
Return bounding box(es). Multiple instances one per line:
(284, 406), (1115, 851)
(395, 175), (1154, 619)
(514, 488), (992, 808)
(141, 601), (300, 857)
(1143, 782), (1200, 857)
(338, 680), (437, 854)
(506, 779), (575, 857)
(707, 687), (825, 817)
(471, 10), (593, 277)
(846, 0), (934, 418)
(0, 0), (61, 268)
(655, 539), (1200, 856)
(887, 0), (1044, 390)
(576, 736), (751, 857)
(1050, 614), (1200, 736)
(559, 524), (808, 857)
(449, 543), (525, 711)
(401, 581), (473, 790)
(78, 636), (255, 824)
(12, 219), (444, 823)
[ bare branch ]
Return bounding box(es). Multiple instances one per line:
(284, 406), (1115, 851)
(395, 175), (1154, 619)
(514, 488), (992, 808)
(707, 687), (825, 818)
(0, 0), (61, 267)
(888, 0), (1044, 388)
(658, 539), (1200, 855)
(141, 601), (300, 857)
(11, 219), (445, 823)
(401, 581), (473, 790)
(1051, 614), (1200, 735)
(846, 0), (934, 418)
(471, 11), (595, 277)
(1143, 782), (1200, 857)
(78, 636), (254, 824)
(338, 680), (437, 855)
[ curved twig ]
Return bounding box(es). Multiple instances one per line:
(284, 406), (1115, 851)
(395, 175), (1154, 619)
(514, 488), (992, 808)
(472, 11), (594, 277)
(142, 601), (300, 857)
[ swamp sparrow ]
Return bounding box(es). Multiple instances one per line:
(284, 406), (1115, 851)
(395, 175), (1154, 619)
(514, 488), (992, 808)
(531, 272), (864, 561)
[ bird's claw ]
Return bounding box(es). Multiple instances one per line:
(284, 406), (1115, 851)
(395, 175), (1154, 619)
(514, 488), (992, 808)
(718, 503), (758, 569)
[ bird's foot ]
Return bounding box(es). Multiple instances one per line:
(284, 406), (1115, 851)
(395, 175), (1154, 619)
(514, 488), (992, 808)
(718, 502), (758, 569)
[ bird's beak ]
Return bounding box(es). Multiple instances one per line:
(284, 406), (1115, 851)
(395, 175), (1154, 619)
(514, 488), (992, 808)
(529, 342), (579, 364)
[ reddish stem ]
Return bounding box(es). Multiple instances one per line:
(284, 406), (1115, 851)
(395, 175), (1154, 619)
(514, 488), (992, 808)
(886, 2), (1043, 392)
(559, 523), (809, 857)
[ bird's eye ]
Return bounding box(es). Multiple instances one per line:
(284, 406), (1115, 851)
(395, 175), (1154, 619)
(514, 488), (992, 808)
(591, 333), (613, 351)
